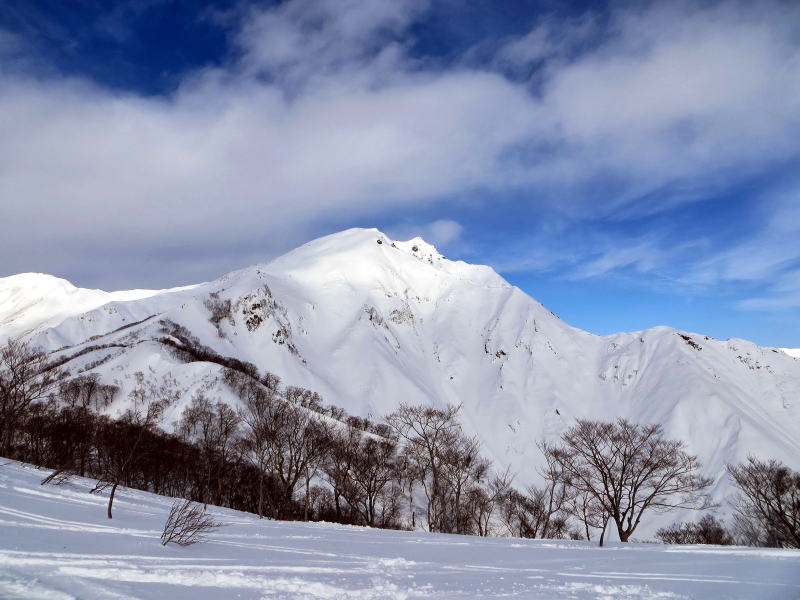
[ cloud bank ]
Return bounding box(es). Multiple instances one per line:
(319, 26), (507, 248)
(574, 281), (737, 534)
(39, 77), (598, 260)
(0, 0), (798, 299)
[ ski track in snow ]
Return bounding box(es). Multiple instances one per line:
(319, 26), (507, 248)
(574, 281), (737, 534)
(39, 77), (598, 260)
(1, 462), (798, 600)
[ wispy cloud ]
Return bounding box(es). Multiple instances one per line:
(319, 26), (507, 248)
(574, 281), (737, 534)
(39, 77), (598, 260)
(683, 187), (800, 309)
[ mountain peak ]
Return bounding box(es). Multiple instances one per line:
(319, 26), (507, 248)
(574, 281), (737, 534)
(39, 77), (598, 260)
(392, 235), (444, 262)
(0, 272), (81, 293)
(261, 227), (505, 293)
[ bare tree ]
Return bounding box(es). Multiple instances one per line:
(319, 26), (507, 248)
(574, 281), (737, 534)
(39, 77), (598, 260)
(345, 436), (399, 527)
(322, 423), (361, 523)
(566, 488), (608, 544)
(499, 448), (572, 540)
(728, 457), (800, 548)
(465, 468), (512, 537)
(235, 372), (328, 520)
(386, 403), (461, 532)
(161, 499), (222, 546)
(0, 338), (63, 455)
(439, 432), (490, 534)
(544, 419), (711, 542)
(95, 375), (168, 519)
(236, 378), (281, 519)
(41, 468), (74, 486)
(176, 393), (241, 506)
(270, 401), (328, 520)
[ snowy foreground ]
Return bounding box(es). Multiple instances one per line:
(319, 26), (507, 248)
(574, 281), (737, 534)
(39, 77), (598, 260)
(1, 461), (798, 600)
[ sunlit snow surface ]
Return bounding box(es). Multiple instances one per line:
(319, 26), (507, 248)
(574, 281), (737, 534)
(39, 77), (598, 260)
(1, 461), (798, 600)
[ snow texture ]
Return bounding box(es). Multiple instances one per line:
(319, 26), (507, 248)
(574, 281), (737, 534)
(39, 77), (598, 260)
(0, 461), (798, 600)
(1, 228), (800, 535)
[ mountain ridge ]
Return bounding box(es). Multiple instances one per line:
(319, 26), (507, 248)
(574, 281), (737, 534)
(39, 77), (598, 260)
(1, 228), (799, 533)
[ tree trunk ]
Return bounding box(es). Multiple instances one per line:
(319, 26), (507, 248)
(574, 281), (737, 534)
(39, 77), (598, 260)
(334, 488), (342, 521)
(107, 481), (119, 519)
(304, 476), (310, 522)
(598, 519), (608, 547)
(258, 473), (264, 519)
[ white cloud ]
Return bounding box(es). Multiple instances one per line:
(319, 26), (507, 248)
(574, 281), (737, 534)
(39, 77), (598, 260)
(0, 0), (798, 289)
(385, 219), (464, 248)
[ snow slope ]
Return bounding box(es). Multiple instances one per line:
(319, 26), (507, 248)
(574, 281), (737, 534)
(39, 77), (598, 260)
(781, 348), (800, 359)
(0, 273), (196, 339)
(1, 460), (798, 600)
(1, 228), (799, 533)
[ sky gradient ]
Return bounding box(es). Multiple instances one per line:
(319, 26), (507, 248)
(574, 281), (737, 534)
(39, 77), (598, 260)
(1, 0), (799, 347)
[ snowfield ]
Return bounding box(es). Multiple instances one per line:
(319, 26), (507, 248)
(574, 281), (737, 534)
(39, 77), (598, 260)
(1, 461), (798, 600)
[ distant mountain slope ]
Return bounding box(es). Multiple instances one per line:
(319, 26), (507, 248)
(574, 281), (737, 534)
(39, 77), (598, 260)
(0, 272), (196, 339)
(2, 228), (799, 533)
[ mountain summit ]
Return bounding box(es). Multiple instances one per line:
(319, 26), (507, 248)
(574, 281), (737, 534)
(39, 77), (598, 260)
(1, 228), (799, 531)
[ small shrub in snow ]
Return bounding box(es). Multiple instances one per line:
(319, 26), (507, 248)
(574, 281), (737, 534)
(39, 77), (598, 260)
(656, 515), (734, 545)
(161, 499), (222, 547)
(40, 469), (74, 487)
(204, 293), (234, 337)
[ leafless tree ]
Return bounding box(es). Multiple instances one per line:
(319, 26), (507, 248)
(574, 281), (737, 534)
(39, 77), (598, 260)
(345, 436), (400, 527)
(41, 468), (74, 486)
(236, 378), (281, 519)
(544, 419), (712, 542)
(161, 498), (222, 546)
(386, 403), (462, 532)
(177, 393), (242, 506)
(728, 457), (800, 548)
(204, 293), (233, 337)
(322, 423), (361, 522)
(499, 447), (572, 540)
(285, 385), (323, 413)
(95, 376), (167, 519)
(235, 372), (328, 520)
(270, 401), (328, 520)
(439, 432), (490, 534)
(465, 468), (513, 537)
(0, 338), (64, 454)
(566, 488), (609, 544)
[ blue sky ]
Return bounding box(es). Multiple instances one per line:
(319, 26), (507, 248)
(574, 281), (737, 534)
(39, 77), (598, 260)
(1, 0), (799, 347)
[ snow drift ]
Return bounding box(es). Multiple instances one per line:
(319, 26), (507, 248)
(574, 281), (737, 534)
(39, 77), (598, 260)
(1, 460), (798, 599)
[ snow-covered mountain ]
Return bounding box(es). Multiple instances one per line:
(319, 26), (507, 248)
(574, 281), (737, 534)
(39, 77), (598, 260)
(2, 228), (799, 521)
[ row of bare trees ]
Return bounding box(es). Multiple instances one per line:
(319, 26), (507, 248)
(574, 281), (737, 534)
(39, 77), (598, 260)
(1, 336), (798, 546)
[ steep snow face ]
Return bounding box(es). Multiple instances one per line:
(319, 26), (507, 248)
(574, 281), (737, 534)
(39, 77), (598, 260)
(2, 228), (800, 533)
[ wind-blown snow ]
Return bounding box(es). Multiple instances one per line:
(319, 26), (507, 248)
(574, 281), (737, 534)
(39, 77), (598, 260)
(1, 228), (799, 535)
(1, 461), (798, 600)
